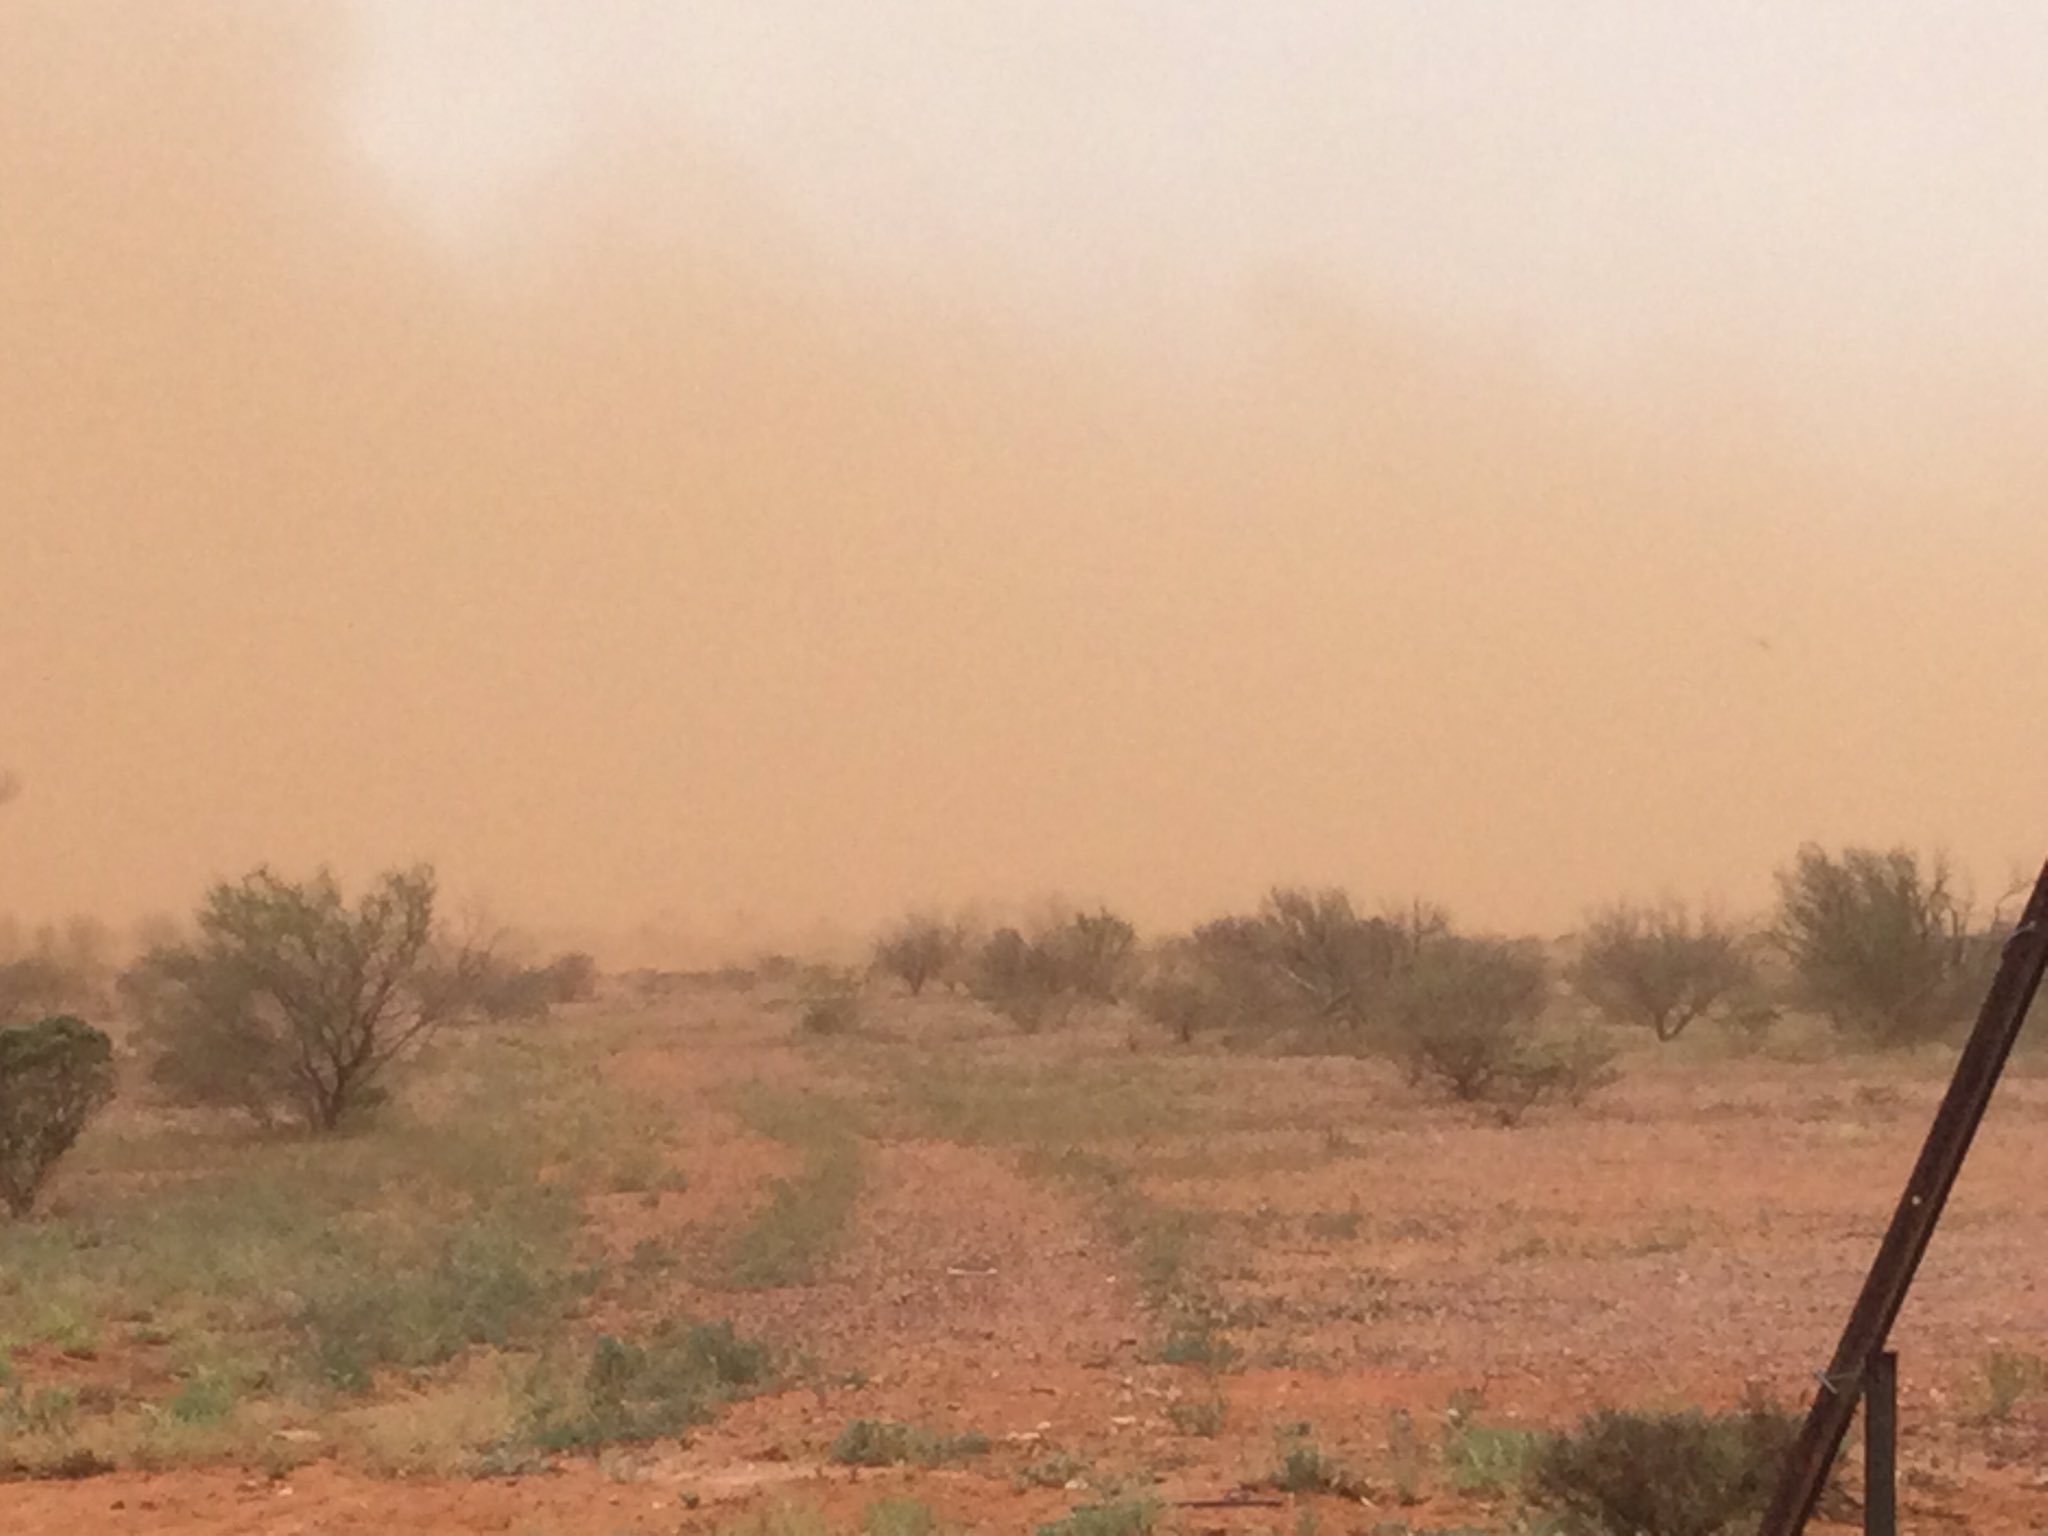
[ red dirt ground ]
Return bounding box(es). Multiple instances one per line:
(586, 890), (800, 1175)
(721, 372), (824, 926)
(7, 989), (2048, 1533)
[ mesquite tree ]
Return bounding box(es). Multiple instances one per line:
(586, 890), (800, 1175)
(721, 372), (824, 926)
(128, 865), (475, 1130)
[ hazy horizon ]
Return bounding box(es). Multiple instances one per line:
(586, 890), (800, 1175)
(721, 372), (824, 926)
(7, 3), (2048, 962)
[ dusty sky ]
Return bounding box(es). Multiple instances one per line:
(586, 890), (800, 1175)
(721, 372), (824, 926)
(5, 3), (2048, 958)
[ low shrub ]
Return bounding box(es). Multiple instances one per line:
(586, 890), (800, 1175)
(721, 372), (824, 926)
(1527, 1402), (1798, 1536)
(1166, 1396), (1228, 1436)
(530, 1319), (773, 1449)
(797, 966), (863, 1036)
(1268, 1431), (1371, 1498)
(1389, 936), (1561, 1116)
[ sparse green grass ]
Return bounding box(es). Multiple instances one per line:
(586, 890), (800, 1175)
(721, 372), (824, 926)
(723, 1085), (866, 1289)
(523, 1319), (773, 1451)
(0, 1021), (698, 1469)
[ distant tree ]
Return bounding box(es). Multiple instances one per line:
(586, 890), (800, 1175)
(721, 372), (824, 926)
(1038, 907), (1137, 1002)
(1173, 889), (1448, 1044)
(0, 1015), (115, 1218)
(1569, 901), (1754, 1041)
(1132, 937), (1236, 1044)
(543, 951), (600, 1004)
(969, 926), (1071, 1031)
(871, 914), (964, 997)
(127, 865), (474, 1130)
(1772, 845), (1984, 1048)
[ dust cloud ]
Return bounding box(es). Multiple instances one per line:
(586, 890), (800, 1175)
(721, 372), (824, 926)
(5, 5), (2047, 962)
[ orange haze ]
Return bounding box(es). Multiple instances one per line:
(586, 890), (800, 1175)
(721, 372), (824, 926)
(6, 5), (2048, 962)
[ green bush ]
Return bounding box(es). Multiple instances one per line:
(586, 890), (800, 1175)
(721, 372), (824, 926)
(128, 864), (474, 1130)
(1389, 936), (1559, 1113)
(1772, 845), (1989, 1047)
(1527, 1403), (1798, 1536)
(0, 1015), (115, 1217)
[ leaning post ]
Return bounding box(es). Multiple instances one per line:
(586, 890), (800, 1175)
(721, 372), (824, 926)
(1756, 858), (2048, 1536)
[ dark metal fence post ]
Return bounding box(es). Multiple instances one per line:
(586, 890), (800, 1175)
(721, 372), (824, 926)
(1864, 1350), (1896, 1536)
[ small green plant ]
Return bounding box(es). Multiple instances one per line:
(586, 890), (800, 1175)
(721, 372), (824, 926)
(1443, 1423), (1541, 1496)
(1269, 1431), (1370, 1499)
(1159, 1314), (1237, 1370)
(1167, 1396), (1228, 1437)
(1981, 1347), (2047, 1422)
(1527, 1402), (1798, 1536)
(830, 1419), (990, 1468)
(1017, 1450), (1091, 1488)
(1034, 1499), (1158, 1536)
(163, 1369), (238, 1426)
(0, 1014), (116, 1217)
